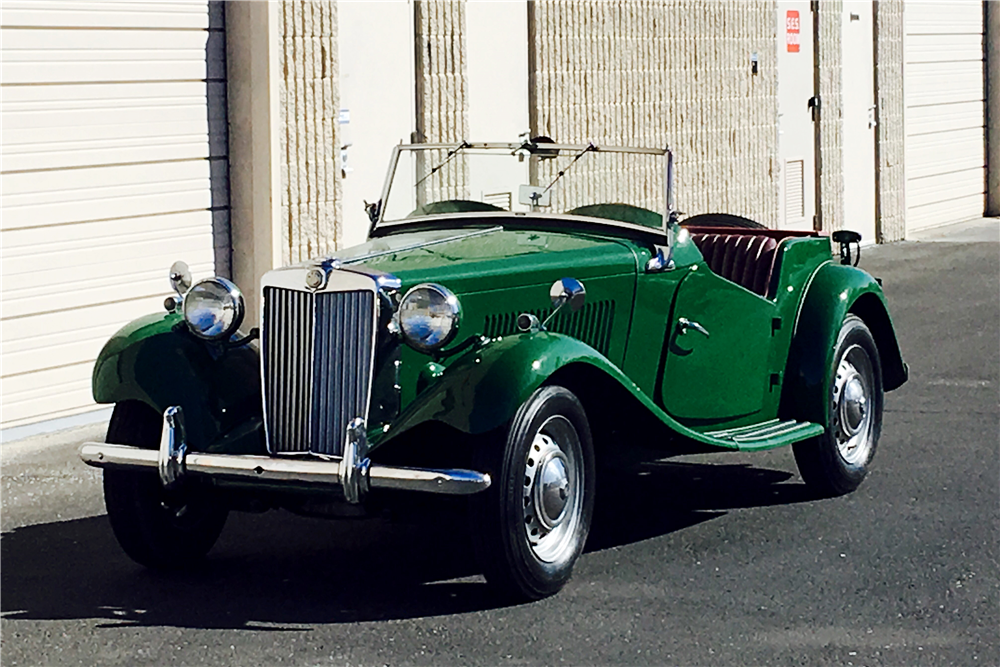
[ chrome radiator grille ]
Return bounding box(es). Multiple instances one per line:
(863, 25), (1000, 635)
(262, 287), (375, 457)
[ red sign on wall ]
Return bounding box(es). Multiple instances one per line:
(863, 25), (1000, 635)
(786, 10), (800, 53)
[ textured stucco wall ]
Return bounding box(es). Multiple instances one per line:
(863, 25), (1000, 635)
(278, 0), (341, 264)
(414, 0), (469, 205)
(815, 0), (844, 233)
(529, 0), (780, 227)
(874, 0), (905, 241)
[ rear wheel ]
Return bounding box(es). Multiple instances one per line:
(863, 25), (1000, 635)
(103, 402), (228, 569)
(470, 386), (595, 601)
(793, 316), (883, 496)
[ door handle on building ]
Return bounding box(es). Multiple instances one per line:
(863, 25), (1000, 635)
(868, 106), (877, 130)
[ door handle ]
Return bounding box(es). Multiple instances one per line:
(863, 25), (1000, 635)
(677, 317), (710, 337)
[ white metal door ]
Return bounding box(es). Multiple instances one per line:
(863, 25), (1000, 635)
(1, 1), (228, 430)
(904, 0), (986, 232)
(337, 1), (415, 249)
(777, 0), (816, 231)
(841, 0), (877, 244)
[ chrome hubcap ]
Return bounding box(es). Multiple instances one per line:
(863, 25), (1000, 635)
(832, 344), (875, 465)
(523, 415), (583, 563)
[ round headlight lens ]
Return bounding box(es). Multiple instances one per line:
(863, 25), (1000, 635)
(182, 278), (245, 340)
(398, 283), (461, 351)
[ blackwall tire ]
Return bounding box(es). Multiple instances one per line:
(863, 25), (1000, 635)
(470, 385), (595, 601)
(103, 402), (228, 569)
(793, 315), (883, 496)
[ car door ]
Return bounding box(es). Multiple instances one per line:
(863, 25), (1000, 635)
(660, 266), (776, 426)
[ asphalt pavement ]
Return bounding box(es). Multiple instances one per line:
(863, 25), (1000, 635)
(2, 219), (997, 666)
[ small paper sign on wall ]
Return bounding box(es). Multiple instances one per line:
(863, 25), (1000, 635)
(786, 10), (800, 53)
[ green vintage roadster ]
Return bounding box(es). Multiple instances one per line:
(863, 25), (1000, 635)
(82, 140), (907, 600)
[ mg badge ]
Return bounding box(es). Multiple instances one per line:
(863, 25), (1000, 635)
(305, 268), (327, 291)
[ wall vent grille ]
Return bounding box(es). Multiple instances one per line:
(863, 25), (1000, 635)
(785, 159), (805, 220)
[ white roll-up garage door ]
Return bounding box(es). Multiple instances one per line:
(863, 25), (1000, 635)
(904, 0), (986, 232)
(1, 2), (229, 430)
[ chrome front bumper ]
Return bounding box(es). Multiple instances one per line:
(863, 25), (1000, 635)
(80, 406), (490, 503)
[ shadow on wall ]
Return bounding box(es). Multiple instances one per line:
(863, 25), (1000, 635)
(1, 459), (816, 629)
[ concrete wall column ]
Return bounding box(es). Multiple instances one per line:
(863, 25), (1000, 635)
(986, 0), (999, 216)
(226, 1), (282, 330)
(873, 0), (906, 241)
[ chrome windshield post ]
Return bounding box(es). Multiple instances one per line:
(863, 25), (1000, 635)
(158, 406), (188, 488)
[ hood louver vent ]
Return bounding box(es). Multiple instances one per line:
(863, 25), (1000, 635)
(484, 300), (615, 356)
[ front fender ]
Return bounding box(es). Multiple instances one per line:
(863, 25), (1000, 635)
(378, 333), (628, 444)
(782, 262), (907, 426)
(92, 312), (264, 454)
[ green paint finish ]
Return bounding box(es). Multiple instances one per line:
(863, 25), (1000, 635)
(374, 331), (822, 454)
(663, 265), (774, 423)
(92, 312), (264, 454)
(781, 261), (905, 427)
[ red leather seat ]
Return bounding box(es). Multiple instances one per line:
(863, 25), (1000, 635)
(689, 233), (779, 297)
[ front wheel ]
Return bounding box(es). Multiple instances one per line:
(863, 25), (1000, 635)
(103, 402), (229, 569)
(470, 385), (595, 601)
(793, 315), (883, 496)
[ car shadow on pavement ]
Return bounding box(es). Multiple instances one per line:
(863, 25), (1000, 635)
(1, 460), (816, 630)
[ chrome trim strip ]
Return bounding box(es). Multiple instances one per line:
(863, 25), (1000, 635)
(259, 269), (380, 457)
(79, 443), (492, 497)
(158, 406), (187, 488)
(391, 142), (669, 155)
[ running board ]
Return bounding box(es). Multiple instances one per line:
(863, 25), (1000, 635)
(702, 418), (824, 451)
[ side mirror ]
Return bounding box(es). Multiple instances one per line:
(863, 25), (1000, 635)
(549, 277), (586, 313)
(169, 261), (192, 296)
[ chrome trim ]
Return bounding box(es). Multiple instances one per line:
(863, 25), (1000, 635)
(398, 283), (462, 352)
(645, 245), (676, 273)
(259, 268), (380, 457)
(158, 406), (187, 488)
(169, 260), (192, 296)
(340, 418), (368, 503)
(79, 444), (492, 498)
(677, 317), (710, 337)
(388, 141), (669, 155)
(182, 277), (246, 340)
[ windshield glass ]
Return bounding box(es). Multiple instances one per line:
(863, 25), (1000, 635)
(380, 142), (668, 229)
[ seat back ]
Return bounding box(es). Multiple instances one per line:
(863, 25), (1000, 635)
(689, 233), (779, 297)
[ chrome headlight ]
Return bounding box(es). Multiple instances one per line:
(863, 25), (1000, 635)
(182, 277), (245, 340)
(398, 283), (461, 351)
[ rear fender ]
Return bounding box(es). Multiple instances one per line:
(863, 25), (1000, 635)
(781, 263), (907, 426)
(92, 313), (264, 453)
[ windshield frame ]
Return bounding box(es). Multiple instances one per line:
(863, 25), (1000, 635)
(374, 141), (675, 237)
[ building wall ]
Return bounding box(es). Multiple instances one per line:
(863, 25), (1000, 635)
(413, 0), (469, 204)
(278, 0), (341, 264)
(874, 0), (906, 242)
(529, 0), (780, 227)
(815, 0), (844, 233)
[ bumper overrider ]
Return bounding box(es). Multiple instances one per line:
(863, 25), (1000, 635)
(80, 406), (491, 503)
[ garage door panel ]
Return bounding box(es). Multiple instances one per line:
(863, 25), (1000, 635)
(2, 58), (222, 85)
(2, 139), (217, 172)
(905, 33), (984, 63)
(905, 1), (983, 34)
(904, 62), (985, 106)
(0, 2), (229, 429)
(2, 232), (214, 285)
(904, 1), (985, 233)
(2, 294), (174, 345)
(2, 210), (217, 251)
(1, 377), (95, 429)
(1, 81), (225, 107)
(1, 2), (214, 30)
(907, 194), (986, 232)
(907, 169), (986, 208)
(905, 101), (985, 136)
